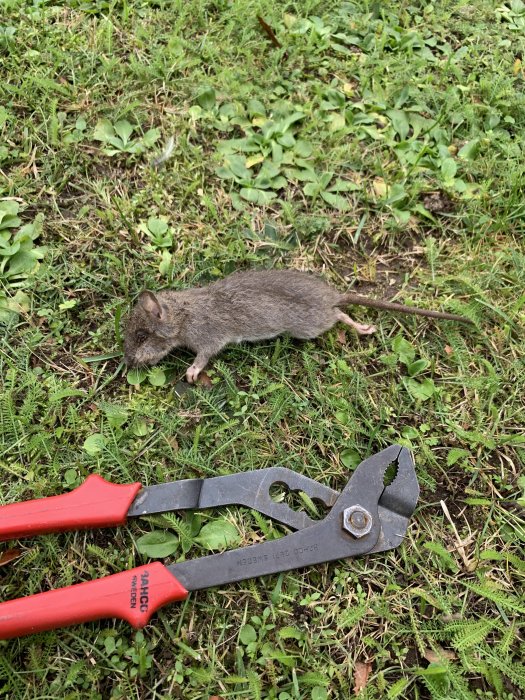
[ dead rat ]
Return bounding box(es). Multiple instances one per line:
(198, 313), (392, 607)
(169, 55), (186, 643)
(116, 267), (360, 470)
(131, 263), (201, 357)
(123, 269), (470, 383)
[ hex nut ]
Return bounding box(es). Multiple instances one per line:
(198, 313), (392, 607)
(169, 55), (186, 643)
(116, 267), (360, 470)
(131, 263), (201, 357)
(343, 505), (373, 538)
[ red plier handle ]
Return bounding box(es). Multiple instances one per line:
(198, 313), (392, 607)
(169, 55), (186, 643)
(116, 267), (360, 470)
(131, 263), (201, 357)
(0, 478), (191, 639)
(0, 563), (188, 639)
(0, 475), (141, 541)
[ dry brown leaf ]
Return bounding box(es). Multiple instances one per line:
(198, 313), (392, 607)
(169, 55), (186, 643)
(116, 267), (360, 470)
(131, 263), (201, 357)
(0, 548), (23, 567)
(197, 371), (213, 388)
(353, 660), (372, 695)
(424, 647), (457, 663)
(167, 436), (179, 452)
(336, 328), (347, 345)
(257, 16), (283, 49)
(371, 178), (387, 198)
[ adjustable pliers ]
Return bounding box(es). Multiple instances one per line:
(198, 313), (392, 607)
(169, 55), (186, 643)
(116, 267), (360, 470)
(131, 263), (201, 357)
(0, 445), (418, 639)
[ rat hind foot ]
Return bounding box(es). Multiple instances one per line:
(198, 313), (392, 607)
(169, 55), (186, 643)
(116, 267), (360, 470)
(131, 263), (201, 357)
(336, 311), (376, 335)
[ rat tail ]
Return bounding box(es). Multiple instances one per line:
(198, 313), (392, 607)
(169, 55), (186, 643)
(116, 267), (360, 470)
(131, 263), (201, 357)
(339, 292), (472, 323)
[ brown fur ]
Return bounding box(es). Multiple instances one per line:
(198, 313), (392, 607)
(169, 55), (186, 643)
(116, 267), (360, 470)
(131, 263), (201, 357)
(123, 270), (470, 382)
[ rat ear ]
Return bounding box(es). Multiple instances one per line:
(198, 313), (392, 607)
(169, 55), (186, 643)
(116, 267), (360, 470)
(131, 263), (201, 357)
(138, 291), (163, 320)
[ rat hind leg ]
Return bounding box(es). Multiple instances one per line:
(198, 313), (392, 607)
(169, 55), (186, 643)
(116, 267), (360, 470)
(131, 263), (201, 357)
(336, 310), (376, 335)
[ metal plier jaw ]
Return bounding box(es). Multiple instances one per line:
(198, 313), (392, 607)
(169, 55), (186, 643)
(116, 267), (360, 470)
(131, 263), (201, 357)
(171, 445), (419, 591)
(0, 445), (418, 639)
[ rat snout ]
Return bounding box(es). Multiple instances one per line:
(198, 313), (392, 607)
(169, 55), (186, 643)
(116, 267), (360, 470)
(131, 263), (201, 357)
(123, 341), (160, 368)
(123, 353), (135, 368)
(122, 339), (136, 368)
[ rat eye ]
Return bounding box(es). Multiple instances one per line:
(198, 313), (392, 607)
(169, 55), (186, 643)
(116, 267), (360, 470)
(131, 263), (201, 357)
(135, 330), (149, 344)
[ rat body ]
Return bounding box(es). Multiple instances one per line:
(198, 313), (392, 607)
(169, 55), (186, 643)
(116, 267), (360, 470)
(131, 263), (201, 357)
(123, 269), (469, 383)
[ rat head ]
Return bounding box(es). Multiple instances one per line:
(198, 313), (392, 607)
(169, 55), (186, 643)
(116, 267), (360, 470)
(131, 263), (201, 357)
(124, 291), (183, 367)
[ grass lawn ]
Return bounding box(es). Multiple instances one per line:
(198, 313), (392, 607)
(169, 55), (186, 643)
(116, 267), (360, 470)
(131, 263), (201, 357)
(1, 0), (524, 697)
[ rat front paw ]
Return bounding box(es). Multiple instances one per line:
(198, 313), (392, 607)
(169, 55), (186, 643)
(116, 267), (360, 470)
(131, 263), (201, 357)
(186, 364), (201, 384)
